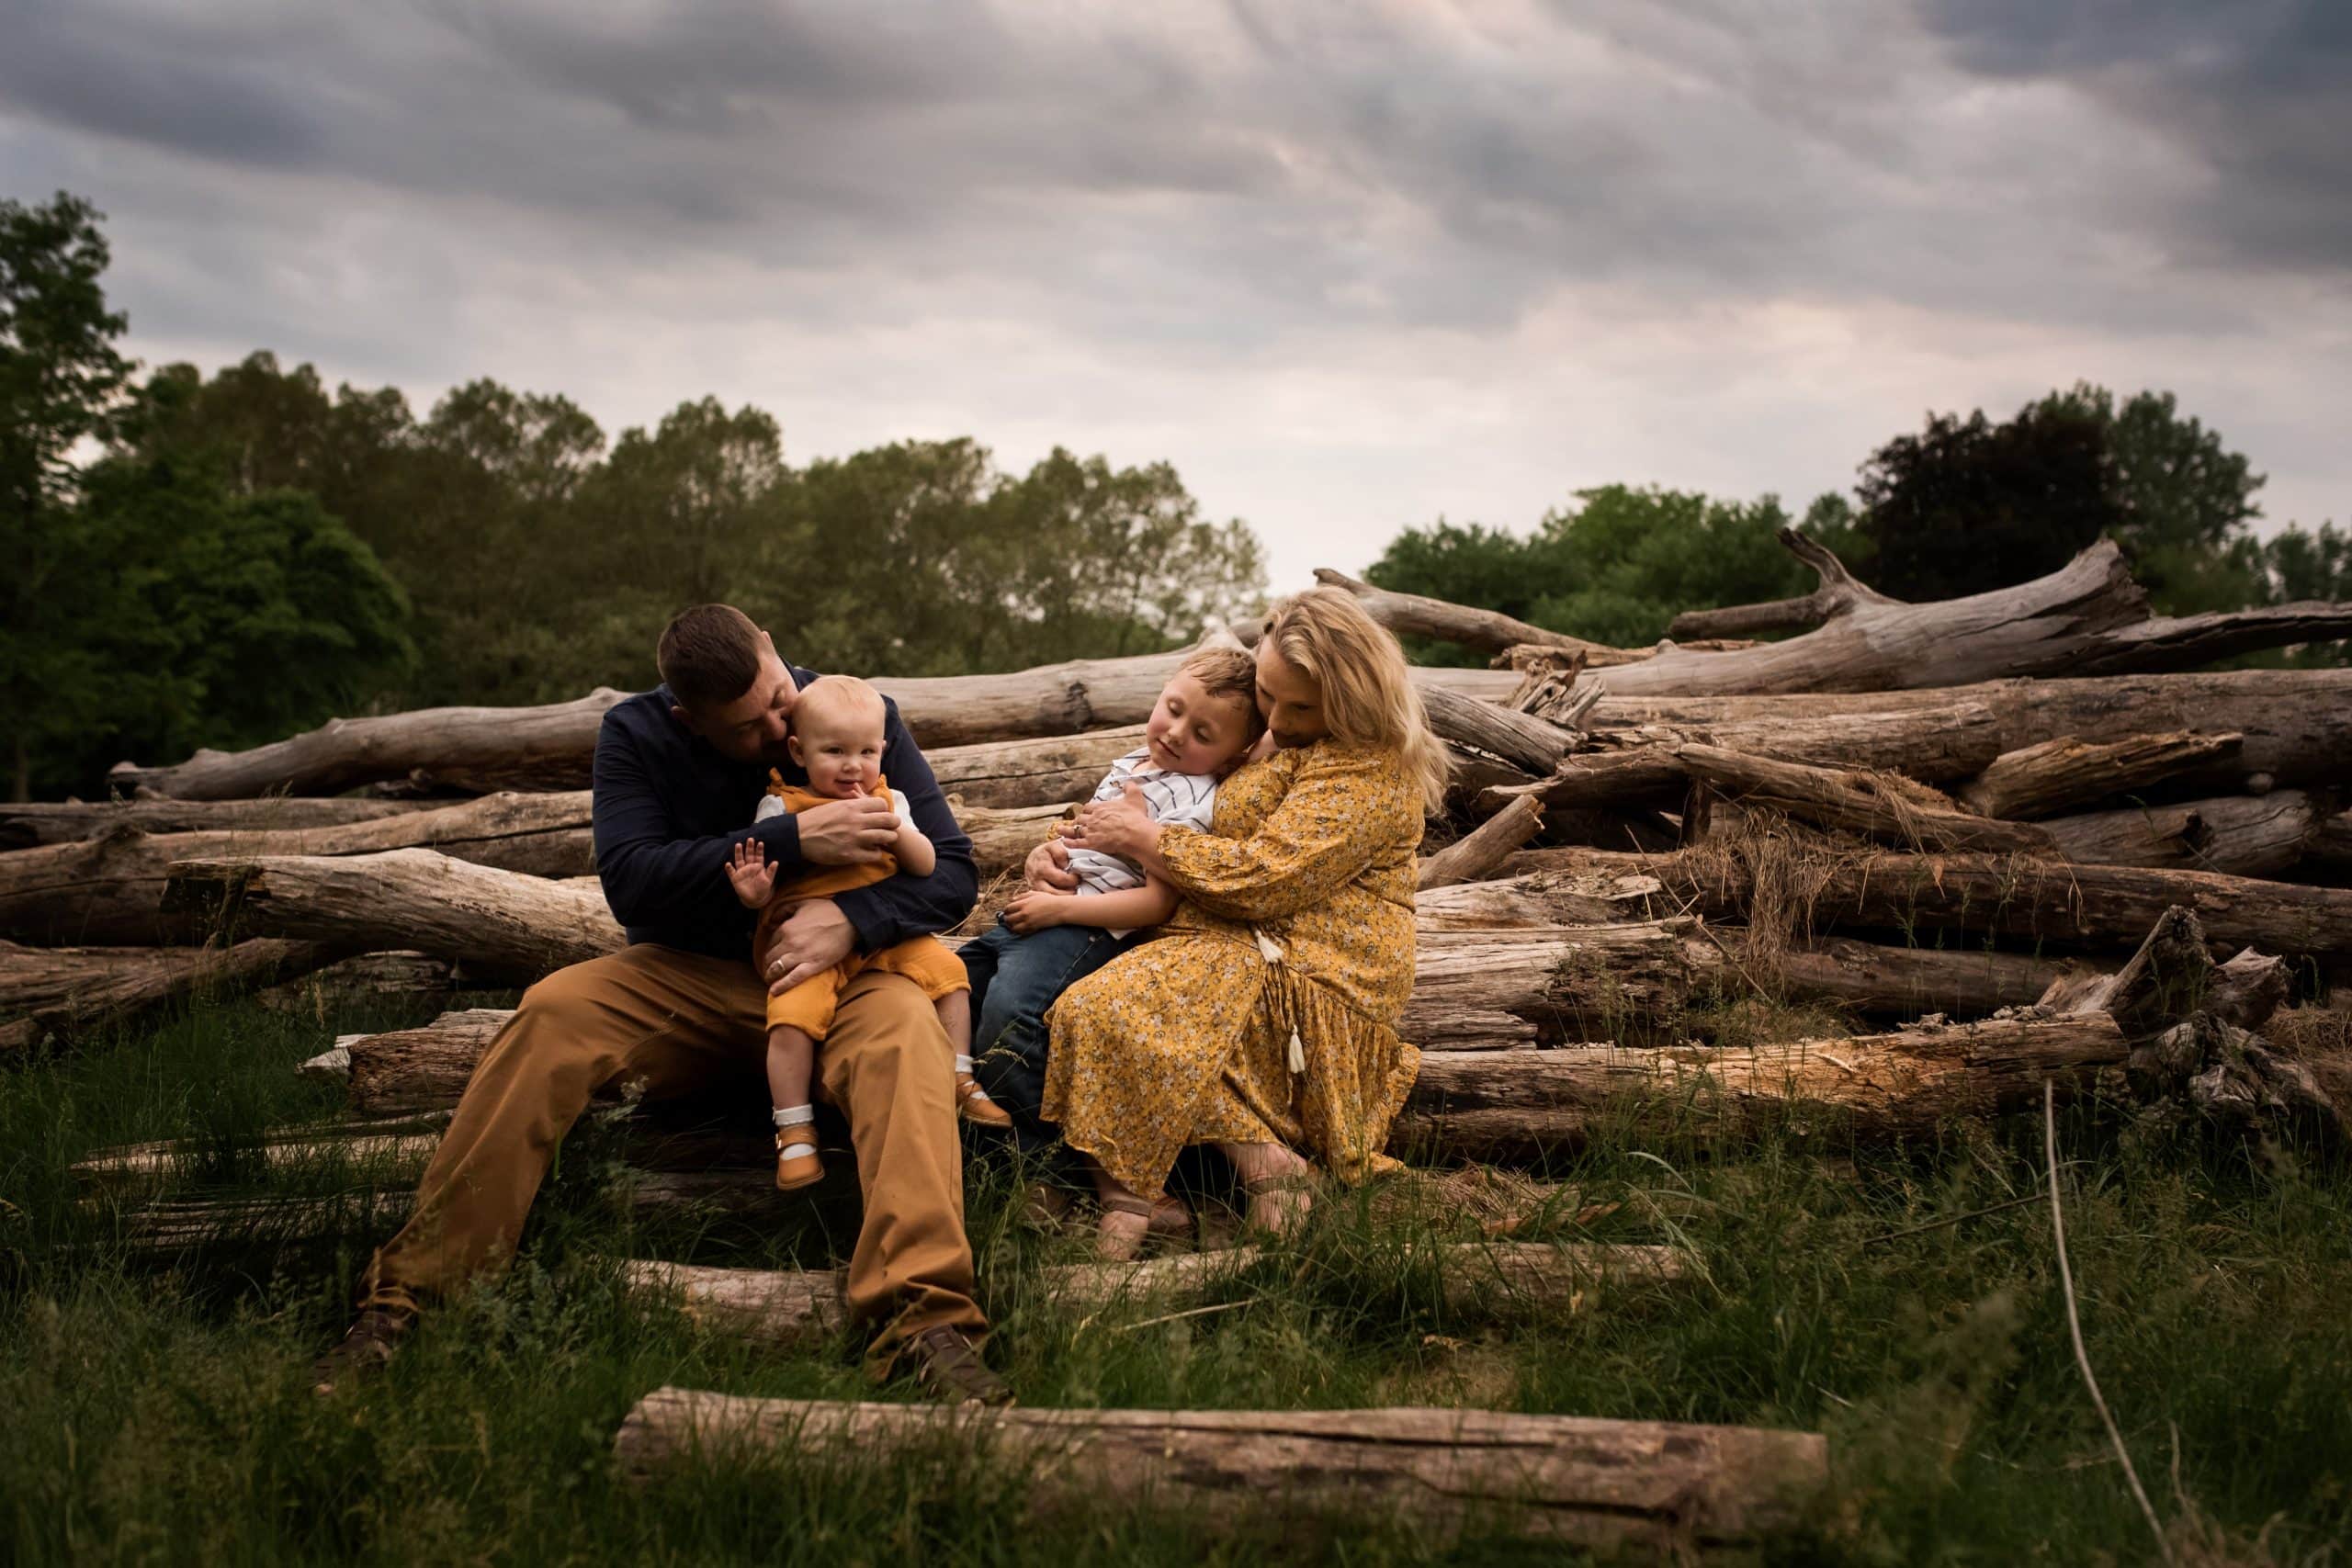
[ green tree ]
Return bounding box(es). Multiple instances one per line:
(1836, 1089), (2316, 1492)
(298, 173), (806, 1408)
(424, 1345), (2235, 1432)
(1, 192), (132, 799)
(2030, 383), (2267, 613)
(2260, 520), (2351, 668)
(1854, 403), (2122, 601)
(1365, 486), (1823, 663)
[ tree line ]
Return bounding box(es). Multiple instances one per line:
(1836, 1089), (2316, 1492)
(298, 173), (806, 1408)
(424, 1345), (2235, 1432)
(1367, 387), (2347, 666)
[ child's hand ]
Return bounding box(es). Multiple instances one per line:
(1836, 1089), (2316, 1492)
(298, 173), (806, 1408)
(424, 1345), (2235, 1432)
(1001, 890), (1069, 934)
(726, 838), (778, 908)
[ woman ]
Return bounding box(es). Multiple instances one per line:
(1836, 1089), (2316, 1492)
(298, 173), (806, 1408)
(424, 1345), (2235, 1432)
(1038, 587), (1450, 1258)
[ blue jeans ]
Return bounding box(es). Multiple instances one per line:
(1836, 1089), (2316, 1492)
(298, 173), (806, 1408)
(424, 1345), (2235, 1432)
(963, 919), (1138, 1156)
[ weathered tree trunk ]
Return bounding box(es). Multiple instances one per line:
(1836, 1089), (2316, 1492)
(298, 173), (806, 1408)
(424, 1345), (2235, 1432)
(165, 851), (622, 979)
(107, 656), (1519, 801)
(2314, 807), (2352, 881)
(1591, 532), (2352, 697)
(2038, 791), (2330, 878)
(0, 796), (436, 851)
(621, 1241), (1690, 1343)
(0, 937), (334, 1051)
(611, 1389), (1828, 1550)
(346, 1008), (518, 1113)
(1494, 847), (2352, 959)
(255, 952), (469, 1013)
(0, 794), (602, 945)
(1418, 688), (1577, 776)
(1479, 703), (2006, 815)
(1671, 744), (2054, 853)
(1418, 797), (1545, 891)
(1956, 732), (2244, 818)
(1577, 669), (2351, 791)
(1311, 569), (1645, 662)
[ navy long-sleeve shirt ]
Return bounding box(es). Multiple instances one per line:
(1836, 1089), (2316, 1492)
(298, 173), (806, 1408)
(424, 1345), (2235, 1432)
(590, 672), (978, 962)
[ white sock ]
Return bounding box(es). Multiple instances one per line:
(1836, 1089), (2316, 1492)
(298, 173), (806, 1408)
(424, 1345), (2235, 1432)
(953, 1055), (996, 1100)
(772, 1105), (817, 1156)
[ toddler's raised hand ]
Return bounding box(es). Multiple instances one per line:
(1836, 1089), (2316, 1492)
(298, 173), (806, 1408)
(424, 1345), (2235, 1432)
(726, 838), (778, 908)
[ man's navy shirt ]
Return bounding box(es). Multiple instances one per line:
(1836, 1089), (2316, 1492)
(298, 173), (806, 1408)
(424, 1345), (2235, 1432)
(589, 671), (978, 963)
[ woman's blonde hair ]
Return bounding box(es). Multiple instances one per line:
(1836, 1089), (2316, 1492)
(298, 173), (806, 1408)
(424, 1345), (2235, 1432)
(1258, 587), (1451, 812)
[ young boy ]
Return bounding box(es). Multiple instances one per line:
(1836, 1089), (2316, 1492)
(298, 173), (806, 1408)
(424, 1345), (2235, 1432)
(966, 647), (1268, 1147)
(727, 675), (1008, 1191)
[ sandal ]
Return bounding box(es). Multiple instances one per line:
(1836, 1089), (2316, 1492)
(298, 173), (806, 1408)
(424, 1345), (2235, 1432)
(1239, 1172), (1318, 1240)
(1094, 1193), (1195, 1261)
(955, 1074), (1013, 1129)
(774, 1123), (823, 1191)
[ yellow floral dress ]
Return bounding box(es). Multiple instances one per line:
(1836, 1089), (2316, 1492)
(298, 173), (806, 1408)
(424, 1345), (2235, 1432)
(1040, 740), (1424, 1199)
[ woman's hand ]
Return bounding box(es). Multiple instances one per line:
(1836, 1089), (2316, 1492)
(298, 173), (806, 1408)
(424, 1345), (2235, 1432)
(1023, 837), (1079, 892)
(1068, 781), (1159, 860)
(1001, 890), (1071, 934)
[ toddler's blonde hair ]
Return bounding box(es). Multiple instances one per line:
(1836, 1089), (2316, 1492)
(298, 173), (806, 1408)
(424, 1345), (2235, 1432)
(1175, 646), (1269, 751)
(1258, 588), (1451, 812)
(791, 675), (888, 741)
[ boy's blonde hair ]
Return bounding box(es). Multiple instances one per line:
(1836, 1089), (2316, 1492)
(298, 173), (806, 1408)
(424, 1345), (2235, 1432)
(1176, 646), (1269, 750)
(1258, 587), (1452, 812)
(790, 674), (888, 741)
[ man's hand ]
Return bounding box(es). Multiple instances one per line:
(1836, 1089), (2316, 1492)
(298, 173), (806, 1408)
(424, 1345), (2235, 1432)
(763, 898), (858, 994)
(725, 838), (779, 909)
(794, 795), (900, 867)
(1023, 837), (1079, 892)
(1001, 890), (1071, 934)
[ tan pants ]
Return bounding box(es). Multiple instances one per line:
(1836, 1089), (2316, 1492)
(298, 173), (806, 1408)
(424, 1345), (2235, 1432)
(359, 943), (985, 1359)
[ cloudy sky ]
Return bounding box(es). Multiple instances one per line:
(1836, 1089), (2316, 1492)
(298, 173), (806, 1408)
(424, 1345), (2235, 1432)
(6, 0), (2346, 589)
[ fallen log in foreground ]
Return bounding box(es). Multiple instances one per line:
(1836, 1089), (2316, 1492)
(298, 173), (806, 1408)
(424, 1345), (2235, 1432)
(1671, 745), (2053, 853)
(1417, 797), (1545, 891)
(1957, 731), (2244, 819)
(107, 655), (1518, 801)
(2038, 791), (2333, 879)
(1585, 531), (2352, 697)
(1479, 702), (2005, 816)
(622, 1242), (1690, 1343)
(1, 938), (334, 1051)
(1494, 847), (2352, 960)
(0, 795), (436, 850)
(612, 1389), (1828, 1551)
(1576, 668), (2351, 791)
(166, 851), (621, 979)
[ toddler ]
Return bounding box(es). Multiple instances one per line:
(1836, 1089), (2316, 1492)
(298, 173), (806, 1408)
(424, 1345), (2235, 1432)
(965, 646), (1268, 1145)
(727, 675), (1008, 1192)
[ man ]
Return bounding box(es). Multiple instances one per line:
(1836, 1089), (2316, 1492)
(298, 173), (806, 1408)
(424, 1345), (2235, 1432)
(314, 604), (1006, 1404)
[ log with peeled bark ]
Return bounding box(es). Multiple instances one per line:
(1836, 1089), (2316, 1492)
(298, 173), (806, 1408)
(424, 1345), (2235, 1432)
(106, 650), (1520, 801)
(1493, 844), (2352, 959)
(0, 937), (333, 1051)
(165, 851), (622, 980)
(2038, 791), (2331, 879)
(0, 795), (436, 850)
(1956, 731), (2244, 819)
(1579, 669), (2350, 793)
(1478, 702), (2006, 816)
(1585, 531), (2352, 698)
(1310, 568), (1649, 663)
(620, 1241), (1690, 1344)
(1670, 744), (2055, 854)
(611, 1389), (1828, 1550)
(1417, 797), (1545, 891)
(0, 794), (599, 945)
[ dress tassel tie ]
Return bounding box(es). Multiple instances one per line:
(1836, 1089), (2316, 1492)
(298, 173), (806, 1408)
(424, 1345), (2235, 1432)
(1254, 928), (1307, 1076)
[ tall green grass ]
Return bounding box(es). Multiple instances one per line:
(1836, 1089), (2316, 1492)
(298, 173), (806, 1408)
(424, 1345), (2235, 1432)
(4, 996), (2348, 1564)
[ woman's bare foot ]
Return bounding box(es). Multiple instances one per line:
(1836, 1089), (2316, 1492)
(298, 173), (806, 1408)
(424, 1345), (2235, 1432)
(1224, 1141), (1317, 1238)
(1095, 1199), (1153, 1262)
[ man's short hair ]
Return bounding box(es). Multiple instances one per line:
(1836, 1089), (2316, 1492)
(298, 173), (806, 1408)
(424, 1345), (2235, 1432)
(657, 605), (765, 711)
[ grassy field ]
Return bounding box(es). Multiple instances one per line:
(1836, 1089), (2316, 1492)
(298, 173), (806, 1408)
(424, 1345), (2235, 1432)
(4, 991), (2349, 1566)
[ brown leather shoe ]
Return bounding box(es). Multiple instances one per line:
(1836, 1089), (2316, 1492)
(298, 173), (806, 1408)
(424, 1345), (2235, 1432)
(899, 1325), (1012, 1408)
(311, 1304), (415, 1395)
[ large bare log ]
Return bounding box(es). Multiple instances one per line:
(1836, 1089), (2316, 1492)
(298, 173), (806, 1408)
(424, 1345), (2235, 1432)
(1418, 688), (1576, 775)
(1590, 533), (2352, 697)
(107, 653), (1520, 801)
(1480, 703), (2005, 816)
(1672, 744), (2054, 853)
(2038, 791), (2331, 878)
(1956, 732), (2244, 818)
(0, 796), (435, 850)
(612, 1389), (1827, 1550)
(0, 938), (333, 1051)
(1495, 847), (2352, 959)
(622, 1241), (1689, 1344)
(0, 794), (603, 945)
(1417, 797), (1545, 891)
(165, 851), (622, 978)
(1310, 569), (1640, 662)
(2315, 808), (2352, 881)
(1584, 669), (2351, 792)
(930, 727), (1144, 810)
